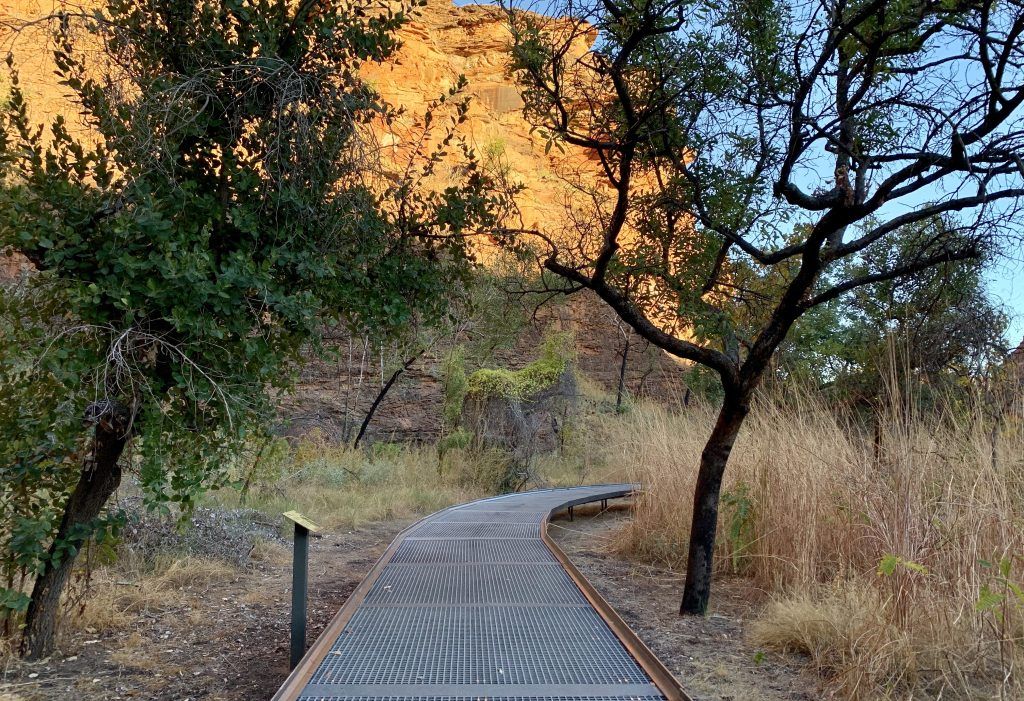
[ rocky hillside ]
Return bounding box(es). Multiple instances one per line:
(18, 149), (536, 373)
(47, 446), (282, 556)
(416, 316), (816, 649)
(0, 0), (690, 442)
(289, 0), (690, 441)
(360, 0), (606, 236)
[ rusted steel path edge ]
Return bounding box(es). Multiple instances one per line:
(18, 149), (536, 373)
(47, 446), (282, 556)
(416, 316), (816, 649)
(271, 484), (690, 701)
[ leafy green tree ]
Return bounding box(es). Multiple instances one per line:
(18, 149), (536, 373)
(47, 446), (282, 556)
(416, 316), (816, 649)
(0, 0), (500, 657)
(835, 223), (1009, 393)
(759, 218), (1008, 393)
(502, 0), (1024, 614)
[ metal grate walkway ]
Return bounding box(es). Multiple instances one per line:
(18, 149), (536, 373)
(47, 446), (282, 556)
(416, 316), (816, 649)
(273, 485), (687, 701)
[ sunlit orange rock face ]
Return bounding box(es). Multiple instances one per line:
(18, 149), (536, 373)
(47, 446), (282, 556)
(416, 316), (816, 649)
(365, 1), (699, 341)
(1, 0), (604, 237)
(1, 0), (699, 322)
(0, 0), (692, 440)
(1, 2), (83, 128)
(361, 0), (608, 251)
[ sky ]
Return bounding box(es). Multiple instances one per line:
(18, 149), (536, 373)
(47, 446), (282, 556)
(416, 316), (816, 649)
(988, 262), (1024, 346)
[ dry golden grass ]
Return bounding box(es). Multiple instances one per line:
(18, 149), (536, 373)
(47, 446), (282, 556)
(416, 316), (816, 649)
(207, 372), (637, 529)
(247, 539), (290, 566)
(601, 389), (1024, 700)
(210, 437), (490, 530)
(107, 631), (168, 671)
(69, 555), (237, 636)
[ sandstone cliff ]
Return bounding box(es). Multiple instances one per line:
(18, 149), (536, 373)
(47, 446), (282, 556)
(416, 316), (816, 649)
(0, 0), (690, 442)
(282, 0), (690, 441)
(361, 0), (605, 237)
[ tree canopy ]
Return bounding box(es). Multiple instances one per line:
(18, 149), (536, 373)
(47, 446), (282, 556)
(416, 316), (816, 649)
(0, 0), (502, 656)
(502, 0), (1024, 613)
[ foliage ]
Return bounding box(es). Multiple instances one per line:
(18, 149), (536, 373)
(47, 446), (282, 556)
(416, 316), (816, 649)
(0, 282), (128, 625)
(833, 222), (1008, 390)
(436, 427), (472, 454)
(682, 364), (726, 404)
(720, 483), (754, 574)
(467, 332), (573, 400)
(458, 263), (543, 364)
(771, 218), (1009, 396)
(503, 0), (1024, 375)
(975, 556), (1024, 625)
(441, 347), (470, 431)
(877, 554), (928, 577)
(0, 0), (500, 645)
(435, 266), (545, 434)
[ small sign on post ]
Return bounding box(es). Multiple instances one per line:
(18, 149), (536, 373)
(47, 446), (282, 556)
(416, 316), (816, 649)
(284, 510), (321, 671)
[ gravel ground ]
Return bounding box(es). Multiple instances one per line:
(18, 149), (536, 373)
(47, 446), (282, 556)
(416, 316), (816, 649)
(0, 517), (410, 700)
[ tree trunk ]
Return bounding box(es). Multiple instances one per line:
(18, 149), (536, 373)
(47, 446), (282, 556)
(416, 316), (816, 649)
(20, 402), (132, 659)
(616, 332), (630, 411)
(680, 396), (749, 615)
(352, 350), (423, 449)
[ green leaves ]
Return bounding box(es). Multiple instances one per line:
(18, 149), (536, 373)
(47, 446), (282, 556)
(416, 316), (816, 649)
(877, 554), (928, 577)
(467, 332), (573, 401)
(0, 0), (498, 624)
(0, 588), (30, 616)
(721, 483), (755, 574)
(975, 557), (1024, 623)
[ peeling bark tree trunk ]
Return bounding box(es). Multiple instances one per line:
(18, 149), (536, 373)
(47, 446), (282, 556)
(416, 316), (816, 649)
(21, 402), (132, 660)
(679, 395), (750, 615)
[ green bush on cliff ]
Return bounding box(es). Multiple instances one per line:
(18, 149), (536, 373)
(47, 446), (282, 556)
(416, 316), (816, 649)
(441, 348), (469, 430)
(467, 333), (573, 401)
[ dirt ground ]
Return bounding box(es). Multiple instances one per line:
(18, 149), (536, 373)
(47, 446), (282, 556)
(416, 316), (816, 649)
(2, 505), (820, 701)
(549, 504), (821, 701)
(0, 520), (411, 701)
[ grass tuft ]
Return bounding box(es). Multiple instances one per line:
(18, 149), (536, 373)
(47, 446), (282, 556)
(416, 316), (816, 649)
(69, 555), (237, 636)
(210, 439), (490, 530)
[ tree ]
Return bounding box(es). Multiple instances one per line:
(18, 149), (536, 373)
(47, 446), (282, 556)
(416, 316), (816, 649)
(767, 218), (1008, 393)
(0, 0), (501, 657)
(834, 221), (1009, 388)
(502, 0), (1024, 614)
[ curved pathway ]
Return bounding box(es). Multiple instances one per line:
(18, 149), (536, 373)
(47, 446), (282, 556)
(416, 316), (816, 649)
(273, 484), (687, 701)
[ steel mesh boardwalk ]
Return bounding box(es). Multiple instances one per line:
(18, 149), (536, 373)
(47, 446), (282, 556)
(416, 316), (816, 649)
(273, 485), (686, 701)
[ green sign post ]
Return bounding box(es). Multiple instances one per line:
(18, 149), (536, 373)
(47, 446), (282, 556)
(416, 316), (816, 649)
(284, 511), (321, 670)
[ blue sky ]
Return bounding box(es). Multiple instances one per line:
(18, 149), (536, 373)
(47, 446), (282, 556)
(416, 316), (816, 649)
(988, 263), (1024, 346)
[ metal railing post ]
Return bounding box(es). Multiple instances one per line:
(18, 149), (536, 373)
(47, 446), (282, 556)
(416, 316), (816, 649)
(290, 522), (309, 670)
